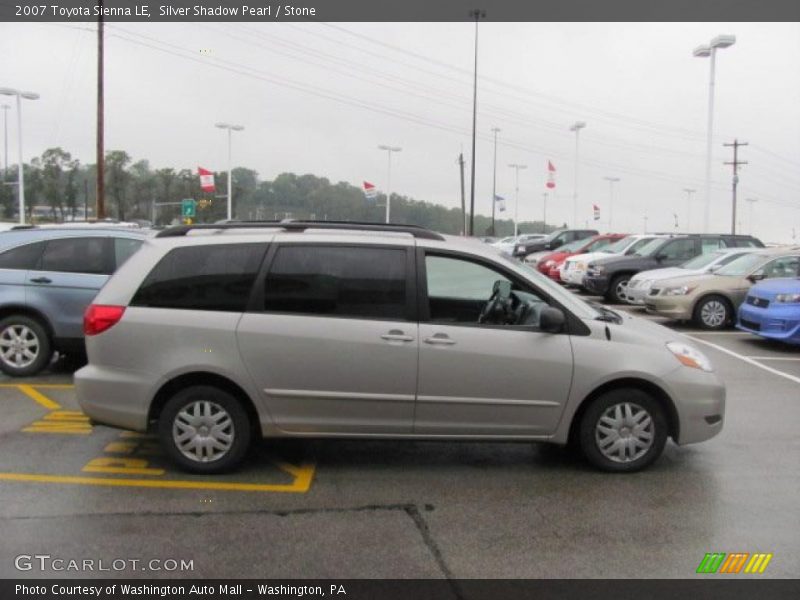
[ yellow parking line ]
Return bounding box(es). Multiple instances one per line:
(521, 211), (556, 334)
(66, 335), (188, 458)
(0, 464), (316, 493)
(16, 385), (61, 410)
(0, 383), (74, 388)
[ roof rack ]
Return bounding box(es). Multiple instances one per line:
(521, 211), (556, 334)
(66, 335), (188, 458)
(154, 220), (446, 241)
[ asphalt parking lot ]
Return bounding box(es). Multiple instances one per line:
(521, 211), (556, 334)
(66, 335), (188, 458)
(0, 304), (798, 581)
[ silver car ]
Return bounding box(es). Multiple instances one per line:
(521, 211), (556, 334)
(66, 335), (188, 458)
(75, 222), (725, 474)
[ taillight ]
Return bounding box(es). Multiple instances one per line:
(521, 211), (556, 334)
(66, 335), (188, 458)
(84, 304), (126, 336)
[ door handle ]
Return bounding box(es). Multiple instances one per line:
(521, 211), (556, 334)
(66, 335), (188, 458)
(424, 334), (456, 346)
(380, 330), (414, 342)
(30, 277), (52, 284)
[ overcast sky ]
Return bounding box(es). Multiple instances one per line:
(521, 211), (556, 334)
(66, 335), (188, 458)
(2, 21), (799, 241)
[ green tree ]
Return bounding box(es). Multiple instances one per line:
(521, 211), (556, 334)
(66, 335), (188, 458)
(105, 150), (131, 220)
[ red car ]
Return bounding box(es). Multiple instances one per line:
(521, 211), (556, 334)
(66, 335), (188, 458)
(537, 234), (628, 281)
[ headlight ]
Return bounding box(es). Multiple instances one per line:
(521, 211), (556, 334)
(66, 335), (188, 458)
(663, 285), (695, 296)
(516, 245), (525, 253)
(642, 280), (653, 289)
(588, 264), (605, 274)
(544, 260), (555, 267)
(666, 342), (713, 372)
(775, 293), (800, 303)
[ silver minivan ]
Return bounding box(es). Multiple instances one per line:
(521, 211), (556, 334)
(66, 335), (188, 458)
(75, 222), (725, 474)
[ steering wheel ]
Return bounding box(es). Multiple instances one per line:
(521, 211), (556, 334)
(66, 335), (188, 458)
(478, 280), (512, 324)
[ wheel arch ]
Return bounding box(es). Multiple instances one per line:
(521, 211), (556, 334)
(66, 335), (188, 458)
(0, 304), (55, 340)
(691, 292), (735, 326)
(567, 377), (680, 446)
(147, 371), (260, 435)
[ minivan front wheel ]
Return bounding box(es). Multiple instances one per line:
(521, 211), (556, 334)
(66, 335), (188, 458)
(579, 389), (667, 472)
(158, 385), (252, 474)
(0, 315), (52, 377)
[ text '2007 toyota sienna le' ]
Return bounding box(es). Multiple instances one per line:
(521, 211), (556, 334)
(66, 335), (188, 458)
(75, 221), (725, 474)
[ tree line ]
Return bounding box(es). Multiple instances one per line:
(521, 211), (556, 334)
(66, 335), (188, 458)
(0, 147), (558, 236)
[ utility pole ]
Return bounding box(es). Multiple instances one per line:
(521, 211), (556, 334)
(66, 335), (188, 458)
(468, 8), (485, 236)
(745, 197), (758, 235)
(490, 126), (500, 236)
(508, 163), (527, 237)
(723, 139), (748, 235)
(458, 152), (466, 236)
(96, 1), (106, 219)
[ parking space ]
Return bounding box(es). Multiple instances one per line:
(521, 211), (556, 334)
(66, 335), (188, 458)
(0, 309), (798, 580)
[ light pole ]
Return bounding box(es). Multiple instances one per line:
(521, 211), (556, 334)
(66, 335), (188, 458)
(745, 197), (758, 235)
(603, 176), (620, 230)
(1, 104), (9, 179)
(508, 163), (527, 236)
(570, 121), (586, 228)
(682, 188), (696, 232)
(0, 88), (40, 224)
(693, 34), (736, 233)
(378, 145), (402, 223)
(214, 122), (244, 221)
(541, 192), (548, 234)
(490, 126), (500, 236)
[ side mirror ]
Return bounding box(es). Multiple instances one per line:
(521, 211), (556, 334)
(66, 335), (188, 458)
(708, 264), (721, 273)
(540, 306), (566, 333)
(654, 253), (667, 262)
(748, 271), (765, 283)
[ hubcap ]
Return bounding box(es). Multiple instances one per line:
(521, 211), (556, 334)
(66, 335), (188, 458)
(0, 325), (40, 369)
(595, 402), (654, 463)
(701, 301), (727, 328)
(173, 400), (234, 463)
(615, 280), (629, 301)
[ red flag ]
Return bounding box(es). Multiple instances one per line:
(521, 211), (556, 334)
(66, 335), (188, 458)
(363, 181), (377, 200)
(546, 160), (556, 189)
(198, 167), (215, 193)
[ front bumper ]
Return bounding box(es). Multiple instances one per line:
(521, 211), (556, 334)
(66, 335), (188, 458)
(624, 284), (650, 305)
(583, 273), (611, 295)
(664, 366), (726, 445)
(737, 302), (800, 344)
(563, 267), (586, 286)
(644, 295), (694, 320)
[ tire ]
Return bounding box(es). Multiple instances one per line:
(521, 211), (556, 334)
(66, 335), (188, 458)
(605, 274), (631, 304)
(158, 385), (252, 474)
(693, 295), (732, 330)
(0, 315), (53, 377)
(579, 388), (668, 473)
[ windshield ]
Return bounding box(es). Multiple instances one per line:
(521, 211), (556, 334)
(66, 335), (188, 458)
(634, 237), (666, 257)
(716, 253), (768, 277)
(681, 251), (726, 270)
(584, 237), (614, 252)
(554, 239), (587, 253)
(602, 236), (636, 254)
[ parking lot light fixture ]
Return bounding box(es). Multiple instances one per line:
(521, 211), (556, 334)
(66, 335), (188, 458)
(0, 87), (39, 224)
(508, 163), (527, 236)
(603, 176), (620, 230)
(693, 34), (736, 233)
(570, 121), (586, 228)
(215, 122), (244, 221)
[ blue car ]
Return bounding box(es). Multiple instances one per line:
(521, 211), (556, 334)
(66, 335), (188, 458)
(737, 277), (800, 345)
(0, 226), (149, 376)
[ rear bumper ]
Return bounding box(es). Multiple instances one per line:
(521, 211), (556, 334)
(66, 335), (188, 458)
(737, 303), (800, 344)
(75, 364), (153, 432)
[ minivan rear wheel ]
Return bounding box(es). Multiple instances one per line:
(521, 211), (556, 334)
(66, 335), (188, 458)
(0, 315), (52, 377)
(158, 385), (252, 474)
(579, 389), (667, 472)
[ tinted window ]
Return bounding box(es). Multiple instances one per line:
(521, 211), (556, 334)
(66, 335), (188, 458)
(40, 237), (111, 274)
(0, 242), (46, 270)
(264, 246), (407, 320)
(659, 239), (697, 261)
(762, 256), (800, 279)
(131, 244), (265, 312)
(702, 238), (724, 253)
(114, 237), (143, 270)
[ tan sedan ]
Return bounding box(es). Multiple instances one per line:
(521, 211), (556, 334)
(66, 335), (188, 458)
(644, 248), (800, 329)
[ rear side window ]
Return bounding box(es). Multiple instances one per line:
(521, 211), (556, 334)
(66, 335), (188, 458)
(114, 237), (143, 270)
(40, 237), (112, 274)
(263, 245), (408, 320)
(660, 239), (697, 260)
(131, 244), (266, 312)
(0, 242), (46, 270)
